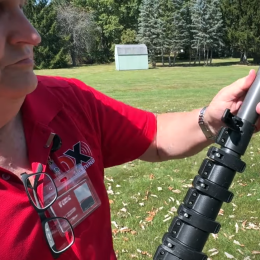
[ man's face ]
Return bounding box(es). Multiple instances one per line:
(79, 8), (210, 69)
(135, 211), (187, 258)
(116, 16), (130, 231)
(0, 0), (41, 99)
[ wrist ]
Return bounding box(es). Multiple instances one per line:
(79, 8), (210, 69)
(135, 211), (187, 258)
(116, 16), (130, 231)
(198, 106), (217, 141)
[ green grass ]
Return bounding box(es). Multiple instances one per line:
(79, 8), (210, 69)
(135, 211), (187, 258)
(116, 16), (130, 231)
(36, 59), (260, 260)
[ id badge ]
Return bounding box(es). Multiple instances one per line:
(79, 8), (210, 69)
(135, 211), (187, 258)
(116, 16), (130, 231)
(46, 165), (101, 231)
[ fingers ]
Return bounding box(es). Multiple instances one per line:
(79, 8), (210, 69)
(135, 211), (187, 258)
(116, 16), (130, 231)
(227, 70), (257, 98)
(256, 102), (260, 114)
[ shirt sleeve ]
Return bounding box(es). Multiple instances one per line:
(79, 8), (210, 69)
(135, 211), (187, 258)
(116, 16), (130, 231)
(68, 78), (157, 168)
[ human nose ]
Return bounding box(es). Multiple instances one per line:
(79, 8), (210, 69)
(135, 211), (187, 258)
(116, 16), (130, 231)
(7, 9), (41, 47)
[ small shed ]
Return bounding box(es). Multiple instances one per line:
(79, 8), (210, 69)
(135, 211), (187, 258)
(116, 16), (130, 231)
(115, 44), (149, 71)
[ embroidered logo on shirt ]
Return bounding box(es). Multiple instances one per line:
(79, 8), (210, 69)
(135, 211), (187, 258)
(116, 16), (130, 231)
(58, 141), (95, 171)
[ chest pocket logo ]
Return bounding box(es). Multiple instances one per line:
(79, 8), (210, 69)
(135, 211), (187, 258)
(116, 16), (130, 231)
(59, 142), (95, 171)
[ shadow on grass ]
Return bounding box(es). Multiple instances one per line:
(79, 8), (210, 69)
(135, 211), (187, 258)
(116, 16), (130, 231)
(150, 60), (259, 69)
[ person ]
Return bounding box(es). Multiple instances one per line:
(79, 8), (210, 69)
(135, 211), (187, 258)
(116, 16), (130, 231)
(1, 1), (260, 260)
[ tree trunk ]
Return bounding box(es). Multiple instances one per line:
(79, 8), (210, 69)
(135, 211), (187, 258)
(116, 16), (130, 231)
(240, 52), (243, 62)
(239, 51), (248, 64)
(199, 49), (201, 64)
(206, 48), (209, 65)
(169, 53), (172, 67)
(240, 51), (248, 64)
(243, 51), (248, 64)
(70, 49), (77, 66)
(151, 51), (156, 68)
(203, 45), (206, 65)
(194, 46), (199, 65)
(253, 52), (260, 64)
(162, 49), (164, 66)
(210, 49), (213, 64)
(189, 48), (192, 65)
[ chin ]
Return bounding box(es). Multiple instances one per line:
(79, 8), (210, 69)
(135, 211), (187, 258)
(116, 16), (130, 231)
(0, 70), (38, 99)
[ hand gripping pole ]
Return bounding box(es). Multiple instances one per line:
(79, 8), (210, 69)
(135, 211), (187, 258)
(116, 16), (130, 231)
(153, 68), (260, 260)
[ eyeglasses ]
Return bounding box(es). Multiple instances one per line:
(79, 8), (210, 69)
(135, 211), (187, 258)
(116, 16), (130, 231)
(21, 172), (75, 259)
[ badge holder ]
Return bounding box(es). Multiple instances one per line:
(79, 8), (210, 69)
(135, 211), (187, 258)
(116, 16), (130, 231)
(43, 164), (101, 235)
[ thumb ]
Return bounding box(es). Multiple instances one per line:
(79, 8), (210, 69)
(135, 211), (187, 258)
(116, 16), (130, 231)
(227, 70), (257, 98)
(256, 102), (260, 114)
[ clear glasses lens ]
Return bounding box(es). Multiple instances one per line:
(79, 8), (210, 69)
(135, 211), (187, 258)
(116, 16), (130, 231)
(45, 218), (74, 253)
(26, 173), (57, 209)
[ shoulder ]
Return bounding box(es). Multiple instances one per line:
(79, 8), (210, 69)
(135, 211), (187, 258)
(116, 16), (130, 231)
(37, 75), (88, 90)
(36, 75), (119, 107)
(36, 75), (97, 102)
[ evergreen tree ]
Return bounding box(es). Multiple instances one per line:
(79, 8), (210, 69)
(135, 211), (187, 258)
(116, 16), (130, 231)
(185, 0), (194, 64)
(24, 0), (69, 69)
(137, 0), (164, 67)
(191, 0), (208, 64)
(191, 0), (224, 65)
(221, 0), (260, 64)
(160, 0), (175, 66)
(155, 0), (169, 66)
(171, 0), (191, 65)
(206, 0), (224, 64)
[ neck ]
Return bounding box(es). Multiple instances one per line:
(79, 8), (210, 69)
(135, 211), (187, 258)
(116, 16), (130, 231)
(0, 97), (25, 131)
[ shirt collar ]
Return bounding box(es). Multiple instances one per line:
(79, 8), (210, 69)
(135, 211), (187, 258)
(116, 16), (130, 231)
(21, 77), (64, 126)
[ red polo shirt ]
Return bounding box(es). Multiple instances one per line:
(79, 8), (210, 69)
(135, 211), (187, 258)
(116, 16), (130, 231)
(0, 76), (156, 260)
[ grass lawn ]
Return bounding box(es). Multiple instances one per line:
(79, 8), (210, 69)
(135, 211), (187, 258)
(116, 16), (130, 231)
(36, 59), (260, 260)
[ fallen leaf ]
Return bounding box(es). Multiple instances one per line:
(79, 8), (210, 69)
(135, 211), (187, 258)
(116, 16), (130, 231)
(149, 174), (155, 180)
(235, 223), (239, 233)
(120, 227), (131, 232)
(111, 221), (118, 228)
(163, 217), (171, 222)
(252, 251), (260, 254)
(224, 252), (235, 258)
(212, 233), (218, 240)
(172, 189), (181, 194)
(236, 249), (244, 255)
(233, 240), (244, 247)
(218, 209), (224, 216)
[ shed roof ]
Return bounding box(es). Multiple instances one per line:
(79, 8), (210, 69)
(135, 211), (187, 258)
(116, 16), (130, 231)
(115, 44), (148, 55)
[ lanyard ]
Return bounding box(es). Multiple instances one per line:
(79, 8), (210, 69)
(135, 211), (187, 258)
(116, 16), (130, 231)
(46, 133), (63, 176)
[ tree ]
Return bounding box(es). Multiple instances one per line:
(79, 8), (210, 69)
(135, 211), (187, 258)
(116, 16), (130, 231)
(71, 0), (124, 62)
(160, 0), (175, 66)
(55, 3), (99, 66)
(137, 0), (166, 68)
(191, 0), (207, 64)
(120, 29), (137, 44)
(24, 0), (69, 69)
(190, 0), (224, 65)
(221, 0), (255, 63)
(171, 0), (191, 65)
(116, 0), (142, 42)
(206, 0), (224, 64)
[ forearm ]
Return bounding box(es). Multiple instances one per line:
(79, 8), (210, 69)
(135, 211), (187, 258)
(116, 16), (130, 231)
(156, 109), (213, 160)
(155, 108), (216, 161)
(140, 108), (215, 162)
